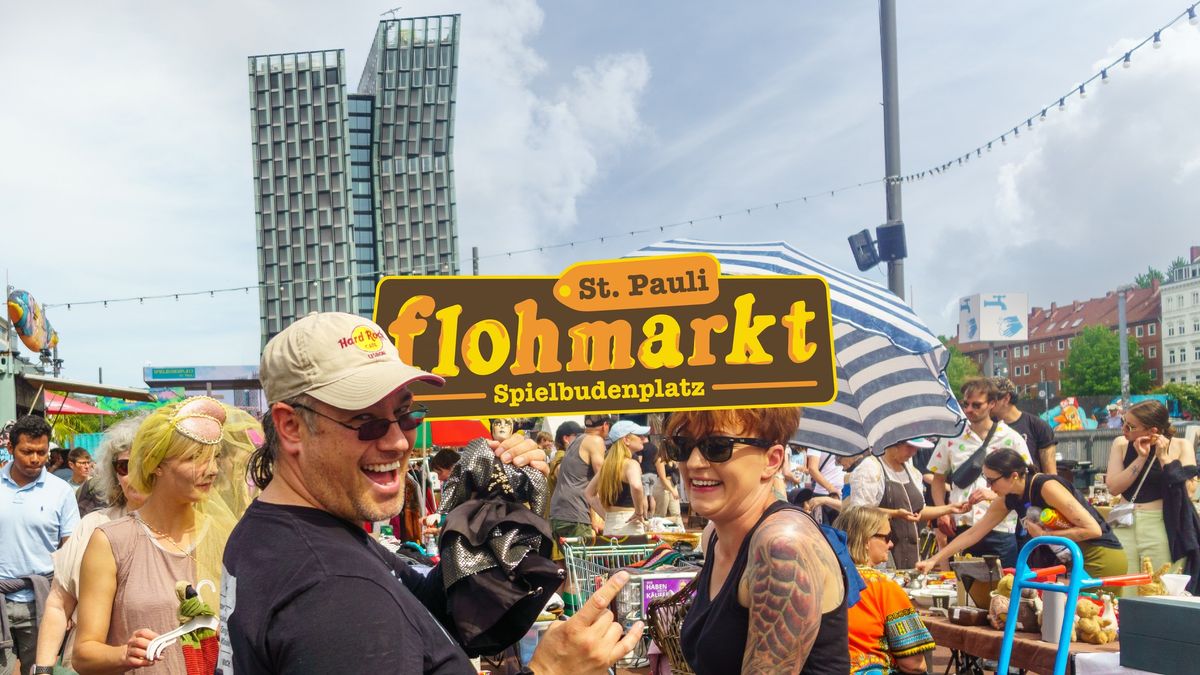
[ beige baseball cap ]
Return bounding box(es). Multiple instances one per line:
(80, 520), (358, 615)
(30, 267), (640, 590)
(261, 312), (443, 409)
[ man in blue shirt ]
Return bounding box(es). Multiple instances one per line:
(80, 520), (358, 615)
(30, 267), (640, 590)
(0, 415), (79, 675)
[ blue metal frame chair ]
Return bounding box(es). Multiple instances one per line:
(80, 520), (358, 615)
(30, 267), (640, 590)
(996, 536), (1102, 675)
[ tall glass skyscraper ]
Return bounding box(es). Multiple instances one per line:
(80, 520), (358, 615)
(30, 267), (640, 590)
(249, 14), (460, 343)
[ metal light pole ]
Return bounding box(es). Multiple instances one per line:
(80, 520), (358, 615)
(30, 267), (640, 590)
(1117, 286), (1133, 410)
(879, 0), (905, 300)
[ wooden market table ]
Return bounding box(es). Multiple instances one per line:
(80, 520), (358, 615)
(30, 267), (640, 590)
(922, 613), (1120, 675)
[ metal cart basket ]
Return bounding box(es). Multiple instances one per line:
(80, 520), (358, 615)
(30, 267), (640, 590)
(560, 535), (662, 667)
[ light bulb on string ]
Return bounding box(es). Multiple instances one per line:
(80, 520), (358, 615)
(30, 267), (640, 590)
(987, 141), (993, 152)
(1101, 69), (1110, 84)
(1058, 97), (1066, 111)
(1190, 7), (1199, 25)
(1040, 108), (1048, 120)
(1001, 134), (1007, 145)
(1153, 32), (1162, 49)
(1013, 126), (1020, 138)
(1122, 52), (1132, 69)
(1027, 118), (1034, 129)
(1079, 84), (1087, 99)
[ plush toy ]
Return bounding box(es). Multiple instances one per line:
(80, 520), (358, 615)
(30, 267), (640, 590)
(987, 574), (1014, 629)
(1136, 556), (1173, 597)
(988, 574), (1040, 632)
(995, 573), (1014, 597)
(1074, 599), (1117, 645)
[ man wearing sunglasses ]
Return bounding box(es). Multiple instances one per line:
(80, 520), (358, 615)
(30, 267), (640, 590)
(218, 312), (641, 675)
(926, 377), (1032, 568)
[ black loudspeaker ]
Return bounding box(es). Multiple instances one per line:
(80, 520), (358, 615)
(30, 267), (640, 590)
(848, 229), (879, 271)
(875, 222), (907, 261)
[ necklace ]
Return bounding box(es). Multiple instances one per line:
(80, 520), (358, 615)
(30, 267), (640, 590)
(135, 513), (199, 565)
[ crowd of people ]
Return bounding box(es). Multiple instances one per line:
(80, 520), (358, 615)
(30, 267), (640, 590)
(3, 310), (1199, 674)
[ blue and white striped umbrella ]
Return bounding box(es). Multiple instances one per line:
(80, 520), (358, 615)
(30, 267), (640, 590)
(630, 239), (965, 456)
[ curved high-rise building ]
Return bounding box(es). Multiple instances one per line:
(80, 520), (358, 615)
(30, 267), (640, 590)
(248, 14), (460, 344)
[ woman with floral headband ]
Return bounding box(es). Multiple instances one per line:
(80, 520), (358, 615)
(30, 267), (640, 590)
(73, 397), (258, 674)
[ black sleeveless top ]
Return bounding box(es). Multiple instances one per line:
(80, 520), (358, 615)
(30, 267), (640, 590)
(1003, 473), (1121, 549)
(1121, 444), (1166, 502)
(614, 480), (634, 508)
(680, 501), (849, 675)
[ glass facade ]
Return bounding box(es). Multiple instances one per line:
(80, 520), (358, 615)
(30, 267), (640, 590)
(249, 14), (460, 345)
(362, 15), (460, 278)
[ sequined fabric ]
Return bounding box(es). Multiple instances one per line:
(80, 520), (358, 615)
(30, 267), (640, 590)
(437, 438), (551, 588)
(436, 438), (562, 653)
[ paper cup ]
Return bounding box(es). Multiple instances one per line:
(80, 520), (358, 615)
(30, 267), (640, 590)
(1161, 573), (1190, 596)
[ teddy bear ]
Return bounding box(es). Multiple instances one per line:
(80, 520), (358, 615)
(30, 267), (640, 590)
(988, 574), (1041, 632)
(1074, 599), (1117, 645)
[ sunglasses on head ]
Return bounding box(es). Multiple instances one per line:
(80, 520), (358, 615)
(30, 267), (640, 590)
(114, 459), (130, 476)
(292, 403), (429, 441)
(664, 435), (774, 463)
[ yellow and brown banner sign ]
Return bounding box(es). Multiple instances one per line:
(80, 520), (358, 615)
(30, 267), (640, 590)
(373, 253), (836, 419)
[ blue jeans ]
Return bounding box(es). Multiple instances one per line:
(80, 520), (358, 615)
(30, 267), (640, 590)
(955, 526), (1018, 568)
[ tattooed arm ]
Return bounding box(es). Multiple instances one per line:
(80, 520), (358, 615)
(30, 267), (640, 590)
(739, 511), (844, 675)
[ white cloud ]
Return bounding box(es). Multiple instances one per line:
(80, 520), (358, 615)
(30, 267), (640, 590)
(915, 20), (1200, 334)
(454, 0), (650, 272)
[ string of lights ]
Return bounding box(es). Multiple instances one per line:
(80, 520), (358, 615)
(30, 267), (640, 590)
(897, 1), (1200, 184)
(54, 5), (1199, 311)
(46, 177), (885, 310)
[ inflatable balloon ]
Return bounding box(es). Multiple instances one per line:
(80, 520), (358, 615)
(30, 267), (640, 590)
(6, 289), (59, 353)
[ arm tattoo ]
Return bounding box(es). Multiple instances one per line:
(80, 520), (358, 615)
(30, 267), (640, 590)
(741, 516), (840, 675)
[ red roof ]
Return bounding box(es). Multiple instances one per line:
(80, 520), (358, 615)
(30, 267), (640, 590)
(45, 392), (114, 415)
(1027, 285), (1160, 341)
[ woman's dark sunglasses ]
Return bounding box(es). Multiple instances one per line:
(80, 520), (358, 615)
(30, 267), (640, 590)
(664, 435), (774, 463)
(114, 459), (130, 476)
(292, 403), (429, 441)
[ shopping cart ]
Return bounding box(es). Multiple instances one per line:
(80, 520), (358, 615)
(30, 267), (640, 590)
(560, 535), (662, 667)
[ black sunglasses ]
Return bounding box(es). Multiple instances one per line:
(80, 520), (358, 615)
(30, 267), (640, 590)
(114, 459), (129, 476)
(664, 435), (774, 463)
(292, 403), (429, 441)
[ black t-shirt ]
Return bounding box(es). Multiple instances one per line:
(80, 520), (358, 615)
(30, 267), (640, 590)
(639, 441), (659, 475)
(1005, 412), (1056, 471)
(217, 500), (474, 674)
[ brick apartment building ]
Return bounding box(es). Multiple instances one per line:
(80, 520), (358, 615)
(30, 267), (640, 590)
(955, 280), (1162, 399)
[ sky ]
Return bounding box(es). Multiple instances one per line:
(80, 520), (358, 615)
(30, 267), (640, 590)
(2, 0), (1198, 390)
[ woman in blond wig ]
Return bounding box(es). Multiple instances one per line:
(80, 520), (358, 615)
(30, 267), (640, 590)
(585, 420), (650, 536)
(74, 397), (258, 674)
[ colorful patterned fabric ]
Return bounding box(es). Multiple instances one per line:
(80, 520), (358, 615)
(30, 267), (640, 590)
(848, 567), (935, 674)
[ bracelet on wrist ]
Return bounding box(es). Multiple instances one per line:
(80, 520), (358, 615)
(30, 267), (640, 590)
(33, 666), (56, 675)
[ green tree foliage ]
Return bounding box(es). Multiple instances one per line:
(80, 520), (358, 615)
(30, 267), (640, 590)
(1134, 266), (1165, 288)
(939, 337), (981, 395)
(1152, 383), (1200, 419)
(1061, 325), (1152, 396)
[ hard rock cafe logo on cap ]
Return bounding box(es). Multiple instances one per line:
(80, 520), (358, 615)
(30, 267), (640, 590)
(340, 325), (385, 353)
